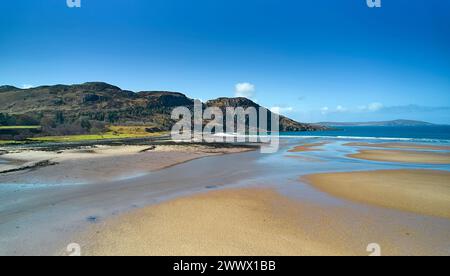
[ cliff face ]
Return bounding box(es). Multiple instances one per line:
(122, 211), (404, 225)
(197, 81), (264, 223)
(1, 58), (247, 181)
(0, 82), (326, 132)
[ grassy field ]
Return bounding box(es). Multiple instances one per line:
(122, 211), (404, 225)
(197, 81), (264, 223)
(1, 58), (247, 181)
(29, 126), (168, 143)
(0, 140), (27, 145)
(0, 126), (41, 130)
(0, 126), (41, 144)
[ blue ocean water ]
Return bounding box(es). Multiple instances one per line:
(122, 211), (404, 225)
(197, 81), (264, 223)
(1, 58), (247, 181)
(282, 125), (450, 143)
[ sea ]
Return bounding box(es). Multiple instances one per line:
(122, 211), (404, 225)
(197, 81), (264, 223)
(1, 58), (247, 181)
(282, 125), (450, 143)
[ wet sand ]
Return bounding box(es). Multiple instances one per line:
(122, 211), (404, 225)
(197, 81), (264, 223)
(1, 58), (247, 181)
(349, 149), (450, 164)
(2, 138), (450, 256)
(284, 155), (325, 162)
(288, 142), (328, 152)
(0, 144), (253, 184)
(304, 170), (450, 219)
(0, 148), (261, 256)
(345, 142), (450, 151)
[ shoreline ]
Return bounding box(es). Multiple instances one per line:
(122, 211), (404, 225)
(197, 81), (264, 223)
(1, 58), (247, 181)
(0, 143), (257, 185)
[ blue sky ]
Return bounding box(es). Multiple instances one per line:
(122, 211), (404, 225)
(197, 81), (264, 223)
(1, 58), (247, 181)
(1, 0), (449, 123)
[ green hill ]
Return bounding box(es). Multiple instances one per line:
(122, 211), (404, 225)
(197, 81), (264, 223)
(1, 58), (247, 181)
(0, 82), (326, 138)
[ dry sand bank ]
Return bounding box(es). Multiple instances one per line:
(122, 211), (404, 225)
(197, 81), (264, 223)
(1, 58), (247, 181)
(304, 170), (450, 219)
(0, 144), (254, 184)
(348, 149), (450, 164)
(80, 187), (450, 256)
(81, 189), (357, 256)
(345, 142), (450, 151)
(288, 142), (328, 153)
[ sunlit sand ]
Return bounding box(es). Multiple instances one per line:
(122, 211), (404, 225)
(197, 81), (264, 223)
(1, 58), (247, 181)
(349, 149), (450, 164)
(81, 188), (369, 256)
(345, 142), (450, 151)
(304, 169), (450, 219)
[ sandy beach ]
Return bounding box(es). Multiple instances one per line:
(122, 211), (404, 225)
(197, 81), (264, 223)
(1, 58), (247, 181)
(81, 185), (450, 256)
(349, 149), (450, 164)
(0, 143), (259, 256)
(61, 141), (450, 256)
(80, 188), (373, 256)
(304, 169), (450, 219)
(345, 142), (450, 151)
(1, 138), (449, 256)
(0, 144), (254, 185)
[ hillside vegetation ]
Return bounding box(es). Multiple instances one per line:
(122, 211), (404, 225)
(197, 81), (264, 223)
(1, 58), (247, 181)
(0, 82), (326, 140)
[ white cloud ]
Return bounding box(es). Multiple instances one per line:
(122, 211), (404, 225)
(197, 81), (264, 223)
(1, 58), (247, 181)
(368, 102), (384, 111)
(235, 82), (255, 98)
(320, 106), (329, 115)
(357, 102), (384, 112)
(336, 105), (347, 112)
(271, 106), (294, 115)
(21, 84), (34, 89)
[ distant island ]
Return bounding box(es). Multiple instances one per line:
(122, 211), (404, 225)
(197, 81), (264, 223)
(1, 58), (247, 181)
(318, 119), (435, 127)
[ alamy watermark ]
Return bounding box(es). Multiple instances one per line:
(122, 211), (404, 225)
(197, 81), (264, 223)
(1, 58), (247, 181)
(66, 1), (380, 9)
(67, 0), (81, 8)
(367, 243), (382, 256)
(367, 0), (381, 8)
(170, 100), (280, 154)
(66, 243), (81, 256)
(65, 242), (381, 256)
